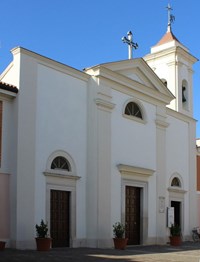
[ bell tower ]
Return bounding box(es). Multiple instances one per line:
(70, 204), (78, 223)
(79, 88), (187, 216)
(144, 3), (197, 117)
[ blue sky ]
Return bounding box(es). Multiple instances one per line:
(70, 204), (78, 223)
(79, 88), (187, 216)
(1, 0), (200, 137)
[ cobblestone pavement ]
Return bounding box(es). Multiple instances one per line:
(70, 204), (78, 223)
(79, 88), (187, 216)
(1, 242), (200, 262)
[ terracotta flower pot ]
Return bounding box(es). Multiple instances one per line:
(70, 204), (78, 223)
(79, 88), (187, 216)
(35, 238), (52, 251)
(113, 238), (128, 250)
(169, 236), (182, 246)
(0, 241), (6, 251)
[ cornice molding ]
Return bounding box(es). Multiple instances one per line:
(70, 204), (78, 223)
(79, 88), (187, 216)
(11, 46), (90, 82)
(43, 170), (81, 180)
(117, 164), (155, 177)
(95, 98), (115, 111)
(88, 64), (174, 105)
(155, 119), (169, 129)
(167, 187), (187, 194)
(167, 107), (196, 123)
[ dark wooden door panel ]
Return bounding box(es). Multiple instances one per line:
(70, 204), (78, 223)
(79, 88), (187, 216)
(125, 186), (140, 245)
(50, 190), (70, 247)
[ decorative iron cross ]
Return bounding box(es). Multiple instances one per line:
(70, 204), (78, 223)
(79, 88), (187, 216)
(122, 31), (138, 59)
(166, 2), (175, 30)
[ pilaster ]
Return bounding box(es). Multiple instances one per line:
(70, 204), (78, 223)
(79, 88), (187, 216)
(155, 106), (169, 244)
(86, 78), (115, 248)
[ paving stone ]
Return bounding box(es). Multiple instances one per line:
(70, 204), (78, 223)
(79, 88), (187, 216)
(1, 242), (200, 262)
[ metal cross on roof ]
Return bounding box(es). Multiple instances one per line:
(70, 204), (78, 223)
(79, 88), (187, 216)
(122, 31), (138, 59)
(166, 2), (175, 31)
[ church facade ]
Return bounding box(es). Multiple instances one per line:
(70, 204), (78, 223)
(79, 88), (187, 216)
(0, 24), (198, 249)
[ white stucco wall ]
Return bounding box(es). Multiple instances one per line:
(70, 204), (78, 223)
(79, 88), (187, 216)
(111, 91), (156, 168)
(166, 116), (189, 182)
(35, 64), (88, 240)
(166, 111), (197, 238)
(111, 89), (157, 241)
(2, 48), (89, 248)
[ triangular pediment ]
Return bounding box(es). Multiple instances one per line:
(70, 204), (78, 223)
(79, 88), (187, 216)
(116, 65), (158, 89)
(85, 58), (174, 104)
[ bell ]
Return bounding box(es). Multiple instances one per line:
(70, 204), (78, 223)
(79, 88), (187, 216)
(182, 87), (186, 103)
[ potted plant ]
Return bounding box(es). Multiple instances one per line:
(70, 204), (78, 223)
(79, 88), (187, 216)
(0, 241), (6, 251)
(35, 219), (52, 251)
(169, 224), (181, 246)
(113, 222), (128, 250)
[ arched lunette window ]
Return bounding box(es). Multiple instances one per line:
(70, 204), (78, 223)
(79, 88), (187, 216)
(51, 156), (71, 171)
(171, 177), (181, 187)
(124, 102), (143, 119)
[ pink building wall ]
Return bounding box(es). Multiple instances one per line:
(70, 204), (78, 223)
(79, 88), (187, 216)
(197, 156), (200, 191)
(0, 173), (10, 239)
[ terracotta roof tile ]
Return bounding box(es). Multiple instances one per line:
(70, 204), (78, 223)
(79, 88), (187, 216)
(0, 81), (18, 94)
(155, 31), (181, 46)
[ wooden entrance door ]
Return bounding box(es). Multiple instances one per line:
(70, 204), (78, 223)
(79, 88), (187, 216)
(125, 186), (140, 245)
(50, 190), (70, 247)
